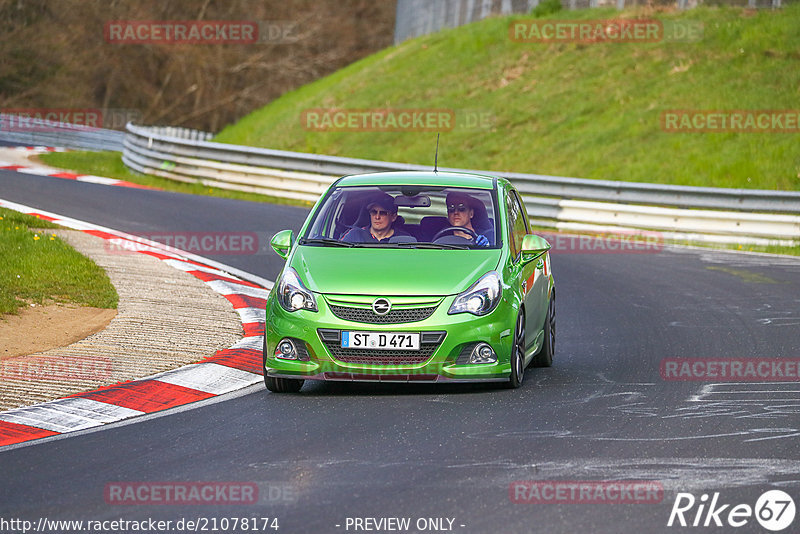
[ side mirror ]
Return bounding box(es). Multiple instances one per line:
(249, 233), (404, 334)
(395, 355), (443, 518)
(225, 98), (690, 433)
(270, 230), (293, 259)
(521, 234), (551, 264)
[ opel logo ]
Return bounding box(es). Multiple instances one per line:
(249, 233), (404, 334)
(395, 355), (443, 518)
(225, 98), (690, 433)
(372, 298), (392, 316)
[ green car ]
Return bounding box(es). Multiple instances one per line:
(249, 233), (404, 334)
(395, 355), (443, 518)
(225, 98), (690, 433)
(263, 171), (555, 392)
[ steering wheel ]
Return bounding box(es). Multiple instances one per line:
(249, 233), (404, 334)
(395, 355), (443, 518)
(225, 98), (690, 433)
(432, 226), (478, 242)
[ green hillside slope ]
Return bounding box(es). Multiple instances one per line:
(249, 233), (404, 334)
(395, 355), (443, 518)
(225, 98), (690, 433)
(215, 6), (800, 191)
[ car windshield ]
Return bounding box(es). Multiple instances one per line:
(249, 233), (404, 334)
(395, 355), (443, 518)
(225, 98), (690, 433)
(301, 185), (500, 249)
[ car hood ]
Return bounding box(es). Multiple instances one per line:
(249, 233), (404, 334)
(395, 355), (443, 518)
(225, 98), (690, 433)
(291, 245), (501, 296)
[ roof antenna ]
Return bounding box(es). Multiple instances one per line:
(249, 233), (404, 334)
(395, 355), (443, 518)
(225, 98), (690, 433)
(434, 133), (440, 173)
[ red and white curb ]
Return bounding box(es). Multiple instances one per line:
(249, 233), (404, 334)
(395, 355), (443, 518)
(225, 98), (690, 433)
(0, 146), (155, 190)
(7, 146), (66, 152)
(0, 198), (271, 448)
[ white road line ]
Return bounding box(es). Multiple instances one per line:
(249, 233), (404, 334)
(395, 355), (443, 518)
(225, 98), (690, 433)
(205, 279), (271, 298)
(163, 259), (231, 277)
(14, 166), (55, 176)
(0, 404), (110, 433)
(77, 175), (121, 185)
(153, 363), (261, 395)
(44, 397), (145, 422)
(230, 336), (264, 350)
(236, 307), (266, 324)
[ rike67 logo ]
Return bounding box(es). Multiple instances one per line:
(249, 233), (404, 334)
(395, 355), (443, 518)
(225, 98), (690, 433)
(668, 490), (795, 531)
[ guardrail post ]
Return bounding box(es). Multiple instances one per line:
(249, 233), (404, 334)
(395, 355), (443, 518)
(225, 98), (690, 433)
(480, 0), (491, 18)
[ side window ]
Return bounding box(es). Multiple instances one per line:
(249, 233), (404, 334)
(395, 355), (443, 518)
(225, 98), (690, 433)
(512, 190), (531, 235)
(506, 190), (528, 258)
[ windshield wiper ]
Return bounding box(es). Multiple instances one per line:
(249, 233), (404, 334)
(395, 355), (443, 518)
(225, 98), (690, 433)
(392, 241), (469, 250)
(299, 238), (357, 247)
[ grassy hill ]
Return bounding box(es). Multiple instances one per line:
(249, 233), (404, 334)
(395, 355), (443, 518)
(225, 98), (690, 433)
(214, 5), (800, 191)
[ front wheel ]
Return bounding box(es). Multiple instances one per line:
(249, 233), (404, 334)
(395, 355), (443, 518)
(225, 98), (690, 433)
(531, 293), (555, 368)
(506, 311), (526, 388)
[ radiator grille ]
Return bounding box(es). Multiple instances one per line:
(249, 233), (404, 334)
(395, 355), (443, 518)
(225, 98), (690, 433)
(328, 304), (437, 324)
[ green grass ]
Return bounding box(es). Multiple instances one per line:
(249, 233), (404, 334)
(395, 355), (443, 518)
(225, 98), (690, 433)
(676, 240), (800, 257)
(215, 5), (800, 191)
(0, 208), (118, 315)
(38, 151), (313, 207)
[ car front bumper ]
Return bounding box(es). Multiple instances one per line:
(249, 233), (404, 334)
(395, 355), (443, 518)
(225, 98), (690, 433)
(264, 293), (518, 383)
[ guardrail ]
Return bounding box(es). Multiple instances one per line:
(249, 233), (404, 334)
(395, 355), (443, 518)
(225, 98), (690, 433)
(394, 0), (787, 45)
(2, 116), (797, 246)
(0, 113), (124, 151)
(123, 122), (799, 246)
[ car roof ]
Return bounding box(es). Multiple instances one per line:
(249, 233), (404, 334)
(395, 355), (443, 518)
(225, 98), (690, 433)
(335, 171), (498, 190)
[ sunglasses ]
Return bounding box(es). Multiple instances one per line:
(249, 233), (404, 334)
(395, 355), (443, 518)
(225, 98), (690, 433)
(369, 209), (390, 217)
(447, 204), (469, 214)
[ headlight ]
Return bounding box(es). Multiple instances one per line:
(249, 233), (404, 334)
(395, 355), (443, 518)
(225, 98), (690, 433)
(276, 268), (317, 312)
(448, 271), (502, 316)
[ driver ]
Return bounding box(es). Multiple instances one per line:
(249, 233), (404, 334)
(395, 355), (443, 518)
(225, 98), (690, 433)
(445, 192), (492, 247)
(341, 192), (411, 243)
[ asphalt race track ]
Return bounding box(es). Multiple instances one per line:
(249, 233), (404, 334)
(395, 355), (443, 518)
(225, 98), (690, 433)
(1, 166), (799, 534)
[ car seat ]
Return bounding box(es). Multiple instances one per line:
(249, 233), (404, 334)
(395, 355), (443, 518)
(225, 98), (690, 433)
(419, 216), (449, 241)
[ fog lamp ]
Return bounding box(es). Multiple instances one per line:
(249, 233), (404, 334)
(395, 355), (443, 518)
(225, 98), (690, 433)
(468, 342), (497, 364)
(275, 339), (298, 360)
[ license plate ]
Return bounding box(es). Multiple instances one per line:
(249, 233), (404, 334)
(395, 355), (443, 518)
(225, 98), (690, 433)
(341, 331), (420, 351)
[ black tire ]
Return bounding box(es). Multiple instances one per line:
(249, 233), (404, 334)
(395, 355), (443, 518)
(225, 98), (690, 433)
(262, 336), (304, 393)
(506, 310), (526, 388)
(264, 374), (304, 393)
(531, 293), (555, 368)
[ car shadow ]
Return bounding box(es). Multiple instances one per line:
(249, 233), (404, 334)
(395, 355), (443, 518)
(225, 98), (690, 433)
(295, 380), (505, 397)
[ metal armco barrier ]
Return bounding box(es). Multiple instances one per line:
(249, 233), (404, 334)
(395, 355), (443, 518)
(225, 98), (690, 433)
(123, 123), (799, 246)
(2, 116), (797, 246)
(0, 113), (124, 152)
(393, 0), (788, 44)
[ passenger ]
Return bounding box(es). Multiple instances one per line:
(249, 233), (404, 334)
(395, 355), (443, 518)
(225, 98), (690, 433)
(341, 193), (412, 243)
(445, 191), (493, 247)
